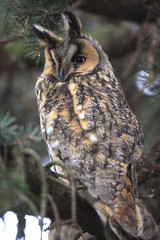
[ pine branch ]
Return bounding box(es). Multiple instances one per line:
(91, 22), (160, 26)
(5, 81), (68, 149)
(1, 0), (14, 27)
(0, 0), (72, 59)
(0, 111), (41, 144)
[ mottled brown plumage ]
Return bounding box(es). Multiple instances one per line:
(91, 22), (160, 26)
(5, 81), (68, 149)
(34, 12), (160, 240)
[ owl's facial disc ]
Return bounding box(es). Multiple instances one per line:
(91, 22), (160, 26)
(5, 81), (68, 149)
(72, 39), (99, 75)
(48, 39), (99, 81)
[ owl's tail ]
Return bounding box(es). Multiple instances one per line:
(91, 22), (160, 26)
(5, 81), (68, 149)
(95, 172), (160, 240)
(108, 176), (160, 240)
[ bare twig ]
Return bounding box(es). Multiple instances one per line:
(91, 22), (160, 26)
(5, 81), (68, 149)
(71, 180), (77, 227)
(19, 192), (39, 216)
(0, 35), (23, 46)
(47, 194), (61, 235)
(24, 148), (48, 239)
(8, 130), (25, 176)
(0, 28), (24, 46)
(46, 160), (77, 227)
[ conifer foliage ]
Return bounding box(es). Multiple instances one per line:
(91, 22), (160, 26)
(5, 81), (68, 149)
(0, 0), (72, 58)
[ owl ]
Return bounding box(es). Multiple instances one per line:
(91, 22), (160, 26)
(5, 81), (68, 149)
(34, 12), (160, 240)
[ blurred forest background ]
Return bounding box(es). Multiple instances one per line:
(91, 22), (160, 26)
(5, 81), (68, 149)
(0, 0), (160, 239)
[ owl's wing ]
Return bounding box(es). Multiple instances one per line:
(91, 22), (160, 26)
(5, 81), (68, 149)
(94, 159), (128, 204)
(111, 169), (143, 238)
(94, 165), (144, 238)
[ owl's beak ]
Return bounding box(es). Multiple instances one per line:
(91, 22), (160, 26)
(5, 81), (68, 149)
(59, 66), (64, 81)
(58, 64), (70, 81)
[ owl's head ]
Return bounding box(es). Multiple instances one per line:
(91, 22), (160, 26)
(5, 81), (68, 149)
(34, 12), (110, 81)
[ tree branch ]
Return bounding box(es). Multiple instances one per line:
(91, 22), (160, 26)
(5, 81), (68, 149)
(23, 151), (106, 240)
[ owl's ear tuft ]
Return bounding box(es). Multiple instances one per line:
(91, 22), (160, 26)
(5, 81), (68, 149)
(33, 25), (59, 47)
(62, 11), (82, 39)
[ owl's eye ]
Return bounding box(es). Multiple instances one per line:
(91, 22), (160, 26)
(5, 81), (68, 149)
(74, 56), (86, 64)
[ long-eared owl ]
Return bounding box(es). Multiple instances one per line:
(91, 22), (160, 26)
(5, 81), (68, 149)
(34, 12), (159, 240)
